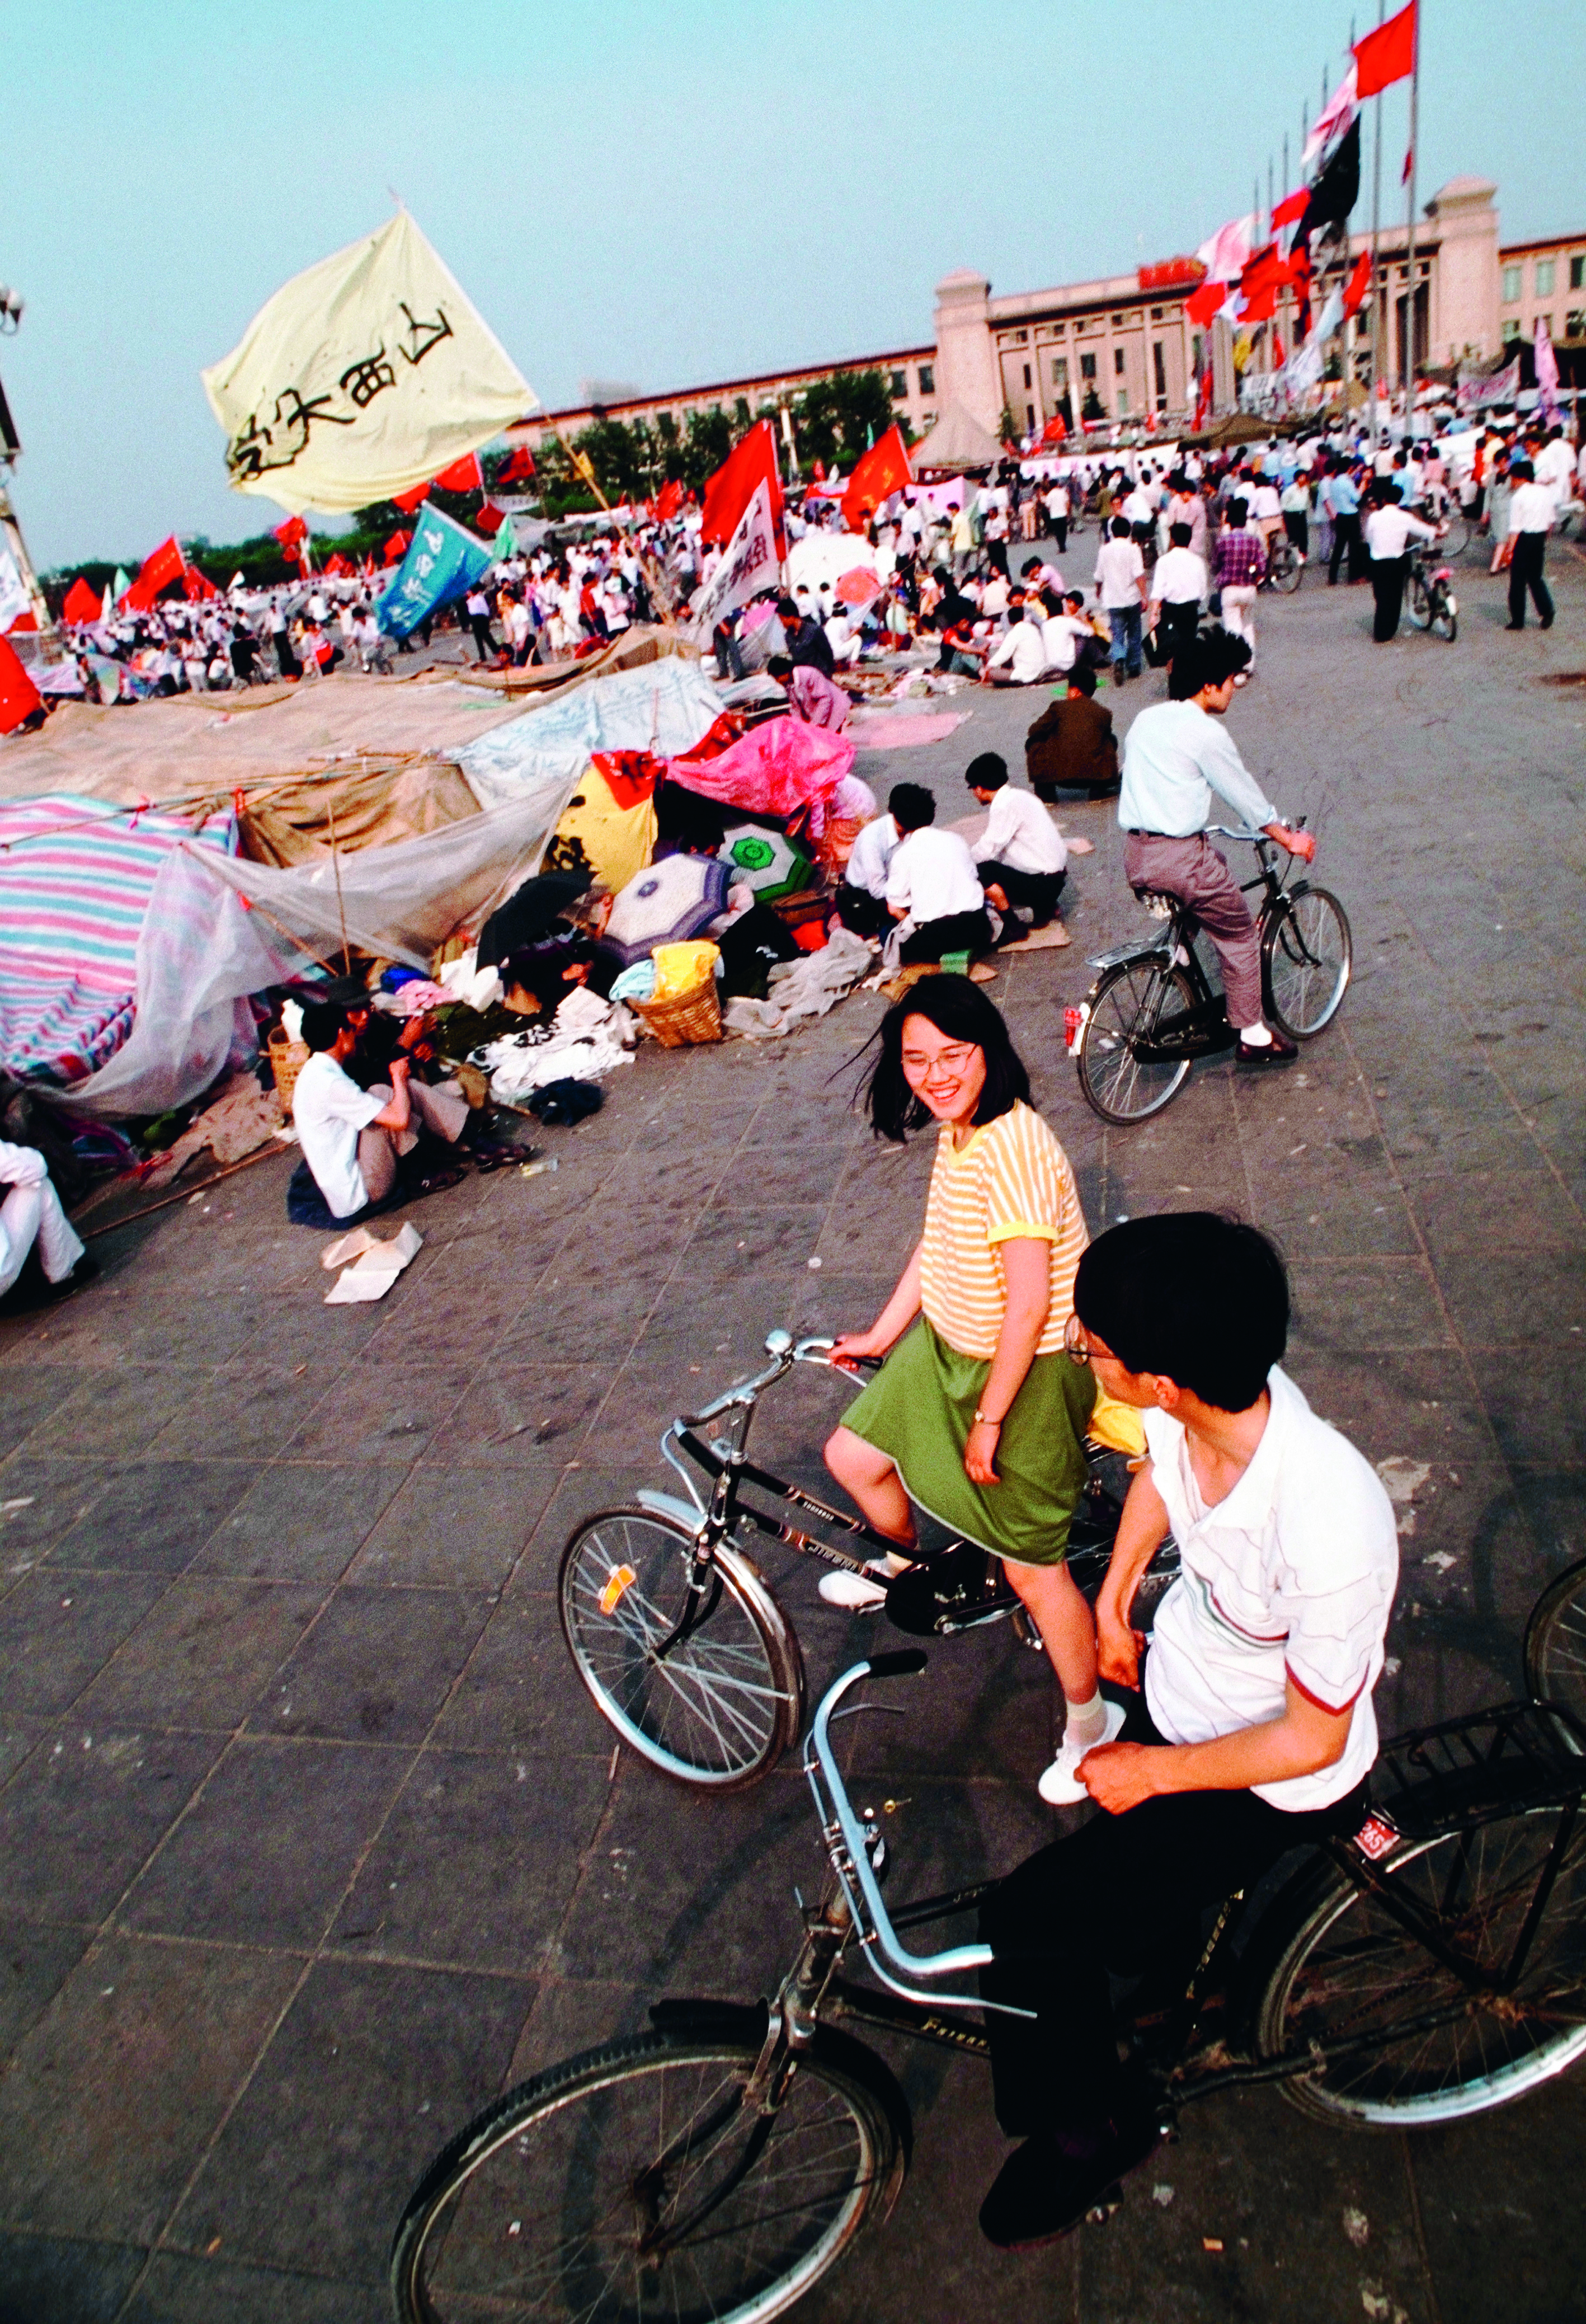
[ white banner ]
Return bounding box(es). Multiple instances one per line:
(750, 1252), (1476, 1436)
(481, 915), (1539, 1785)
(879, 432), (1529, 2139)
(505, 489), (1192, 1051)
(0, 535), (30, 632)
(688, 480), (780, 638)
(201, 210), (536, 515)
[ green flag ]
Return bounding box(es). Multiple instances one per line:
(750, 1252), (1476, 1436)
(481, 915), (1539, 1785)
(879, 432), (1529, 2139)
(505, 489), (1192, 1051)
(495, 518), (516, 560)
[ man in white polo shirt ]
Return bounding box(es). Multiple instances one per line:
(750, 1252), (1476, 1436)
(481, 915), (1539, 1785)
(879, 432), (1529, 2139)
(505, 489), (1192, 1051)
(964, 750), (1068, 930)
(884, 781), (994, 963)
(977, 1212), (1397, 2248)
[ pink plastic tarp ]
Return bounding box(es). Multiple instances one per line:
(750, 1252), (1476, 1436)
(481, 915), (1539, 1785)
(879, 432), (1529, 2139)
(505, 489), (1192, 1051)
(667, 719), (855, 819)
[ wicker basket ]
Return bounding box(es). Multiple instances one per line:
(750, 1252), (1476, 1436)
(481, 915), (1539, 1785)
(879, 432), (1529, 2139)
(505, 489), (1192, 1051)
(267, 1025), (310, 1116)
(631, 971), (722, 1047)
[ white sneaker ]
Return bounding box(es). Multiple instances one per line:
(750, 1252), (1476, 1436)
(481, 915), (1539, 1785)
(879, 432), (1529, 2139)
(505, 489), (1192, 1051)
(1037, 1699), (1128, 1806)
(817, 1566), (891, 1611)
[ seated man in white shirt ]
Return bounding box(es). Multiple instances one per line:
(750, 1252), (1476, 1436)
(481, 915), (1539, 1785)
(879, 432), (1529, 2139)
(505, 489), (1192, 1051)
(977, 1212), (1397, 2247)
(982, 607), (1048, 687)
(833, 785), (907, 940)
(884, 782), (994, 964)
(0, 1139), (91, 1304)
(964, 751), (1068, 929)
(1039, 588), (1103, 678)
(293, 1004), (467, 1220)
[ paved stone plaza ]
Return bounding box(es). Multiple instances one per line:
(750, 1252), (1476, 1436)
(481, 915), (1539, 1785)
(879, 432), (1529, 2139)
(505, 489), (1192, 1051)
(1, 546), (1584, 2323)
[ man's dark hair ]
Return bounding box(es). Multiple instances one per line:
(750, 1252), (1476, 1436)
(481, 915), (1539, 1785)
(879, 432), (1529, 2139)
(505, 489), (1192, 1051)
(300, 1001), (346, 1053)
(1110, 515), (1131, 538)
(1169, 522), (1192, 547)
(1063, 588), (1085, 608)
(1510, 458), (1534, 483)
(859, 975), (1032, 1144)
(1168, 624), (1252, 700)
(1074, 1213), (1288, 1411)
(1066, 661), (1097, 696)
(776, 596), (798, 619)
(888, 781), (935, 830)
(1227, 497), (1249, 527)
(1020, 557), (1041, 575)
(966, 752), (1008, 791)
(766, 655), (792, 678)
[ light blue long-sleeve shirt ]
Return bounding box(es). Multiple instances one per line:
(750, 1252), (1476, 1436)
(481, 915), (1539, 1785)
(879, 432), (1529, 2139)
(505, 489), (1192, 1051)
(1117, 701), (1279, 838)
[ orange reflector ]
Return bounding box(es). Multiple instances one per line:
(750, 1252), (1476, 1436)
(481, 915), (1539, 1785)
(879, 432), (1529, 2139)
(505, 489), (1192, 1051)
(599, 1564), (637, 1616)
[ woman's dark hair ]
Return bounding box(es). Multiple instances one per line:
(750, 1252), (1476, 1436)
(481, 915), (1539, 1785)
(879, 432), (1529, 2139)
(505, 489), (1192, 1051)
(859, 975), (1031, 1143)
(1074, 1213), (1288, 1412)
(1227, 497), (1249, 527)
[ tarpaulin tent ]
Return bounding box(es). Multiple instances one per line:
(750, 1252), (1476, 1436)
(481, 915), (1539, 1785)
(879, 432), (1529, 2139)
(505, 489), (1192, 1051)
(0, 795), (238, 1090)
(911, 402), (1005, 473)
(455, 656), (727, 811)
(236, 754), (482, 866)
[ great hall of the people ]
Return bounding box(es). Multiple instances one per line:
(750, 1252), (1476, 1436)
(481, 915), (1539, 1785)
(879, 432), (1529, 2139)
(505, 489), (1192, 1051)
(512, 179), (1582, 456)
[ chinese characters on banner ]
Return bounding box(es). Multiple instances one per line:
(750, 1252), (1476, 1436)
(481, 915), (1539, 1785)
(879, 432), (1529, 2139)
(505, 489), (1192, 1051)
(201, 212), (536, 514)
(376, 504), (495, 639)
(688, 482), (782, 641)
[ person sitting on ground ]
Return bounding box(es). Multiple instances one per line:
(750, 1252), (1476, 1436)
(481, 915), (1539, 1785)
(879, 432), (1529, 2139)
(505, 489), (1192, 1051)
(883, 782), (995, 964)
(818, 979), (1142, 1763)
(833, 783), (909, 940)
(0, 1138), (91, 1305)
(1024, 661), (1118, 800)
(976, 1213), (1397, 2248)
(292, 1002), (468, 1222)
(965, 752), (1068, 931)
(767, 652), (850, 732)
(1117, 626), (1314, 1065)
(982, 605), (1048, 687)
(1039, 588), (1102, 679)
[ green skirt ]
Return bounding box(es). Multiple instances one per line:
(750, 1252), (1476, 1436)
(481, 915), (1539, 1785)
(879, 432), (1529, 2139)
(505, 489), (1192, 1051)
(841, 1318), (1096, 1569)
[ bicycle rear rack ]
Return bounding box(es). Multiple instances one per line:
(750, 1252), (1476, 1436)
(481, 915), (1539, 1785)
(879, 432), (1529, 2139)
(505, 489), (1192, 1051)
(1368, 1699), (1586, 1839)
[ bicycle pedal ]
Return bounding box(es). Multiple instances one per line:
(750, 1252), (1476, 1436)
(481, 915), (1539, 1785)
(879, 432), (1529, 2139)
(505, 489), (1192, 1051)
(1085, 2183), (1126, 2226)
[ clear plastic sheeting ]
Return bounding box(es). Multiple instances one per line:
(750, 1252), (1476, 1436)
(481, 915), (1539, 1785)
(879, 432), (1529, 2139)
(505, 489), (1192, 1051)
(65, 780), (579, 1121)
(455, 658), (726, 810)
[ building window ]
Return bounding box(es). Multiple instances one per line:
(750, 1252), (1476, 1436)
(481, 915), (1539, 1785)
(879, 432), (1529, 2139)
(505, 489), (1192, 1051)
(920, 412), (935, 429)
(1026, 403), (1036, 431)
(917, 364), (934, 395)
(1080, 351), (1097, 379)
(1150, 307), (1164, 321)
(1113, 346), (1126, 375)
(1153, 341), (1167, 405)
(1022, 363), (1032, 388)
(1502, 263), (1522, 302)
(1536, 259), (1556, 295)
(1503, 317), (1523, 343)
(1572, 255), (1585, 289)
(1052, 322), (1066, 338)
(1118, 389), (1130, 415)
(889, 369), (906, 397)
(1052, 358), (1069, 389)
(1568, 311), (1585, 341)
(1541, 314), (1554, 340)
(1110, 312), (1124, 327)
(1015, 328), (1029, 344)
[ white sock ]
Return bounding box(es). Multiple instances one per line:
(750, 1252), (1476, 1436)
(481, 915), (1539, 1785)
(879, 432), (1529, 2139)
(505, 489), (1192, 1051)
(1063, 1689), (1108, 1752)
(1240, 1022), (1272, 1047)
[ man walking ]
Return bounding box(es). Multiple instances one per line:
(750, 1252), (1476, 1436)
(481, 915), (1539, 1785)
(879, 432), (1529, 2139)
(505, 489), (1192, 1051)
(1363, 482), (1439, 644)
(1209, 499), (1265, 680)
(1322, 462), (1364, 585)
(1094, 517), (1146, 684)
(1504, 459), (1556, 632)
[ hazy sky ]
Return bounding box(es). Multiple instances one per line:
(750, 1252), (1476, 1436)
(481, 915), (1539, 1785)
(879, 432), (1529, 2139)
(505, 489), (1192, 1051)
(3, 0), (1581, 570)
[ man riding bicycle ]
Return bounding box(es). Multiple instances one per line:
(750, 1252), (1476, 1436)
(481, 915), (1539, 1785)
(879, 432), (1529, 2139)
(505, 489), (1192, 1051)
(977, 1214), (1399, 2247)
(1116, 626), (1315, 1066)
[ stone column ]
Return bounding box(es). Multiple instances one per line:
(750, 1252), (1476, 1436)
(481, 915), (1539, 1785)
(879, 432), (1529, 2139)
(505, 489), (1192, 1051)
(932, 271), (1001, 433)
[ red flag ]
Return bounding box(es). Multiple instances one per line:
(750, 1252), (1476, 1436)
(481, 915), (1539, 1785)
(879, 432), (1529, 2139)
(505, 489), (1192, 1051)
(61, 577), (102, 625)
(121, 535), (185, 610)
(841, 424), (913, 531)
(0, 634), (43, 734)
(182, 566), (218, 601)
(655, 478), (683, 523)
(1401, 144), (1413, 185)
(476, 503), (505, 536)
(1194, 366), (1214, 429)
(1271, 189), (1309, 229)
(272, 515), (307, 551)
(1342, 252), (1374, 317)
(699, 419), (785, 555)
(1039, 412), (1068, 447)
(1354, 1), (1415, 98)
(1185, 276), (1229, 328)
(392, 481), (430, 513)
(433, 451), (484, 494)
(496, 444), (536, 485)
(383, 528), (413, 566)
(1240, 243), (1292, 301)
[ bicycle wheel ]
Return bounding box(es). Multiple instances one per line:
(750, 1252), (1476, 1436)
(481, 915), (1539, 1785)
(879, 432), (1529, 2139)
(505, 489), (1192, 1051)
(1270, 541), (1302, 595)
(1249, 1791), (1586, 2128)
(560, 1510), (804, 1790)
(1526, 1557), (1586, 1731)
(392, 2020), (907, 2324)
(1262, 888), (1351, 1039)
(1407, 569), (1433, 628)
(1442, 510), (1471, 558)
(1075, 958), (1197, 1125)
(1433, 595), (1458, 644)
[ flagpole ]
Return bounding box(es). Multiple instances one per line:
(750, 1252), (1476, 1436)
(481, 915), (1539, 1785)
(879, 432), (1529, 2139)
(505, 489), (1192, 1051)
(1405, 0), (1421, 396)
(1368, 1), (1383, 449)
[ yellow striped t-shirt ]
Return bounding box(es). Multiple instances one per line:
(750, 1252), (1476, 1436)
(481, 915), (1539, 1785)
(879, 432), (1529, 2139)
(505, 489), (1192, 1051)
(919, 1101), (1086, 1360)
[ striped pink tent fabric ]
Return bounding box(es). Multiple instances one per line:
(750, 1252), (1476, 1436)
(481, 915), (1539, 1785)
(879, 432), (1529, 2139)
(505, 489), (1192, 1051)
(0, 794), (237, 1087)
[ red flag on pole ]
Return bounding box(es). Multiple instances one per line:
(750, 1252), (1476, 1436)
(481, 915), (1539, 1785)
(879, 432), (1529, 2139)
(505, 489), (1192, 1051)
(1353, 1), (1415, 98)
(1185, 276), (1229, 329)
(121, 536), (186, 610)
(1342, 252), (1375, 317)
(61, 577), (102, 625)
(432, 450), (484, 494)
(1271, 189), (1309, 229)
(496, 444), (537, 485)
(0, 634), (43, 734)
(654, 478), (683, 523)
(699, 420), (785, 556)
(841, 424), (913, 532)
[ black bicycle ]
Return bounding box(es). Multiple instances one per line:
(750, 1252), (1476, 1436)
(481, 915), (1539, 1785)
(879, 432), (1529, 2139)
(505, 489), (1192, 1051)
(1263, 533), (1303, 594)
(1071, 822), (1352, 1125)
(557, 1329), (1173, 1792)
(392, 1642), (1586, 2324)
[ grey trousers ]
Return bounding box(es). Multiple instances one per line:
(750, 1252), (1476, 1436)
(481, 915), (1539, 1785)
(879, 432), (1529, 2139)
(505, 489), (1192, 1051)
(1123, 830), (1263, 1030)
(357, 1079), (469, 1205)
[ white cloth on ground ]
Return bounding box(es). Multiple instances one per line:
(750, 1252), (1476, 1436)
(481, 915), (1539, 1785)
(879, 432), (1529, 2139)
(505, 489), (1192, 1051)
(721, 928), (874, 1037)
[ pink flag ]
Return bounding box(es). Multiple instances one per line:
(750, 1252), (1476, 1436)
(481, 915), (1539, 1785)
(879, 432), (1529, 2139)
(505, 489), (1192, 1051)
(1302, 61), (1358, 169)
(1195, 213), (1256, 284)
(1536, 320), (1561, 421)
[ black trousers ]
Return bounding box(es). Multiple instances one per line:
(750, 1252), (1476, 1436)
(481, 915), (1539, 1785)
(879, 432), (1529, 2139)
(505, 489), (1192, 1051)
(1328, 511), (1363, 585)
(469, 616), (496, 661)
(1283, 511), (1309, 555)
(977, 860), (1065, 924)
(1508, 533), (1554, 627)
(1052, 518), (1069, 552)
(979, 1692), (1367, 2134)
(832, 885), (891, 939)
(1156, 599), (1199, 666)
(897, 906), (994, 964)
(1371, 555), (1407, 641)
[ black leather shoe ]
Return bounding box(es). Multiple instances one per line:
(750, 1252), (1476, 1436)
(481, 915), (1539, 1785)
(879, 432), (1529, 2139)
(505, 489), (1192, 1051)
(1236, 1029), (1299, 1066)
(1504, 622), (1525, 631)
(979, 2112), (1162, 2249)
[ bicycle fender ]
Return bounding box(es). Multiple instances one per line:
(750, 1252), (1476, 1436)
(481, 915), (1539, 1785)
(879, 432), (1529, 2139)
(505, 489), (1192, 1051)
(1086, 937), (1175, 973)
(649, 1997), (771, 2041)
(636, 1488), (707, 1532)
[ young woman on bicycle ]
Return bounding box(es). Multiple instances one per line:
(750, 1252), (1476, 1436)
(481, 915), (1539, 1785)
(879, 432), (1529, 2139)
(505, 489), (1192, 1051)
(821, 975), (1141, 1804)
(977, 1212), (1399, 2249)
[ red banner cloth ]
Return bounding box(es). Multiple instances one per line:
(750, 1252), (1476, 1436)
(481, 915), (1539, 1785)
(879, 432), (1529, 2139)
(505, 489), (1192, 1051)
(476, 503), (505, 535)
(841, 423), (913, 531)
(1354, 1), (1415, 97)
(392, 481), (430, 513)
(0, 634), (43, 734)
(496, 445), (536, 484)
(1185, 277), (1228, 328)
(122, 536), (185, 611)
(654, 478), (683, 523)
(699, 420), (785, 555)
(272, 515), (307, 550)
(433, 451), (484, 494)
(1342, 252), (1374, 317)
(1271, 189), (1310, 228)
(61, 578), (101, 625)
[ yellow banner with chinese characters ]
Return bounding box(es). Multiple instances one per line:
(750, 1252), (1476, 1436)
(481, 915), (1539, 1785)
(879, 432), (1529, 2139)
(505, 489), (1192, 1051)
(200, 211), (536, 514)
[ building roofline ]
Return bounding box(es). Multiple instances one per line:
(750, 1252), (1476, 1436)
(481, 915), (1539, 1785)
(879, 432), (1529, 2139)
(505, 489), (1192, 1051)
(1498, 231), (1586, 257)
(511, 345), (937, 429)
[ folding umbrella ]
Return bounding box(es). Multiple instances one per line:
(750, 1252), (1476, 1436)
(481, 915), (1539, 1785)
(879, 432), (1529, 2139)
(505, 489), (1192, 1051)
(835, 566), (881, 607)
(717, 825), (813, 903)
(603, 853), (731, 967)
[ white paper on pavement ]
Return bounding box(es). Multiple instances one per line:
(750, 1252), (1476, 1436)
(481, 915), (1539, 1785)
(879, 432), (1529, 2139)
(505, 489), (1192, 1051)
(201, 210), (535, 514)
